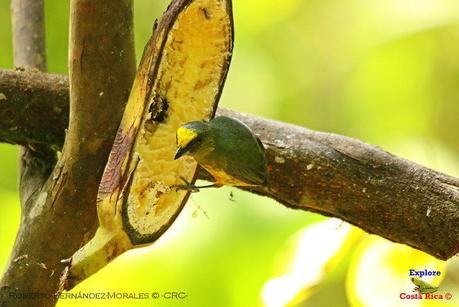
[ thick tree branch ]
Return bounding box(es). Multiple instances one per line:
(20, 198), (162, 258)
(10, 0), (54, 210)
(0, 69), (67, 148)
(0, 70), (458, 260)
(0, 1), (136, 306)
(11, 0), (47, 71)
(219, 110), (459, 260)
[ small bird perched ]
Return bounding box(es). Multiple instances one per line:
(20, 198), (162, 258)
(173, 116), (268, 191)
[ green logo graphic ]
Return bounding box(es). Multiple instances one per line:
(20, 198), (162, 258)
(411, 276), (439, 294)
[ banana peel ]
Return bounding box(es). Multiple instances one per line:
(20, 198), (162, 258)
(62, 0), (233, 290)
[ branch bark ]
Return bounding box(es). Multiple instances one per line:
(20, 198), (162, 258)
(11, 0), (47, 71)
(219, 110), (459, 260)
(0, 69), (67, 148)
(10, 0), (55, 214)
(0, 70), (458, 260)
(0, 1), (136, 306)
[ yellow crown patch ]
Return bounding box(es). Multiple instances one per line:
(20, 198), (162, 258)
(177, 127), (198, 148)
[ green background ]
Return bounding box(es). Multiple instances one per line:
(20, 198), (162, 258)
(1, 1), (459, 306)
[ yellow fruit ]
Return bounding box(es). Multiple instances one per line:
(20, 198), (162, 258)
(64, 0), (233, 289)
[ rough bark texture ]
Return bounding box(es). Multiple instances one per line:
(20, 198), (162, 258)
(0, 69), (67, 148)
(0, 1), (136, 306)
(11, 0), (47, 71)
(0, 70), (458, 260)
(10, 0), (55, 216)
(218, 109), (459, 260)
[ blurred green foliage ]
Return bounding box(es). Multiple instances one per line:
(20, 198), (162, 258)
(1, 0), (459, 306)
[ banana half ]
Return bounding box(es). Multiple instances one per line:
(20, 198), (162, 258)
(64, 0), (233, 289)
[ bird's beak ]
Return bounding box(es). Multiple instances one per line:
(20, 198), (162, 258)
(174, 147), (188, 160)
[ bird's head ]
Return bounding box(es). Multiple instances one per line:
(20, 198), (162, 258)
(174, 121), (214, 160)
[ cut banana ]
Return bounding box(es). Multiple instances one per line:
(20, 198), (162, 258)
(64, 0), (233, 289)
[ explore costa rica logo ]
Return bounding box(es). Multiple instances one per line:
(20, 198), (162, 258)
(399, 269), (453, 300)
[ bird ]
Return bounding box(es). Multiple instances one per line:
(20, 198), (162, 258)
(173, 116), (268, 192)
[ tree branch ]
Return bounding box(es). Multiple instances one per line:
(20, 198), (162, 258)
(10, 0), (55, 211)
(0, 69), (67, 148)
(0, 70), (458, 260)
(0, 1), (136, 306)
(219, 110), (459, 260)
(11, 0), (47, 71)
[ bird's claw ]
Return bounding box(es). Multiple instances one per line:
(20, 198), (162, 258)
(171, 176), (200, 193)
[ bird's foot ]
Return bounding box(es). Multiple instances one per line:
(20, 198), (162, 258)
(171, 176), (201, 193)
(172, 176), (221, 192)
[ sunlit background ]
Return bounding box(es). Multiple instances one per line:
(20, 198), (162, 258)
(1, 0), (459, 306)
